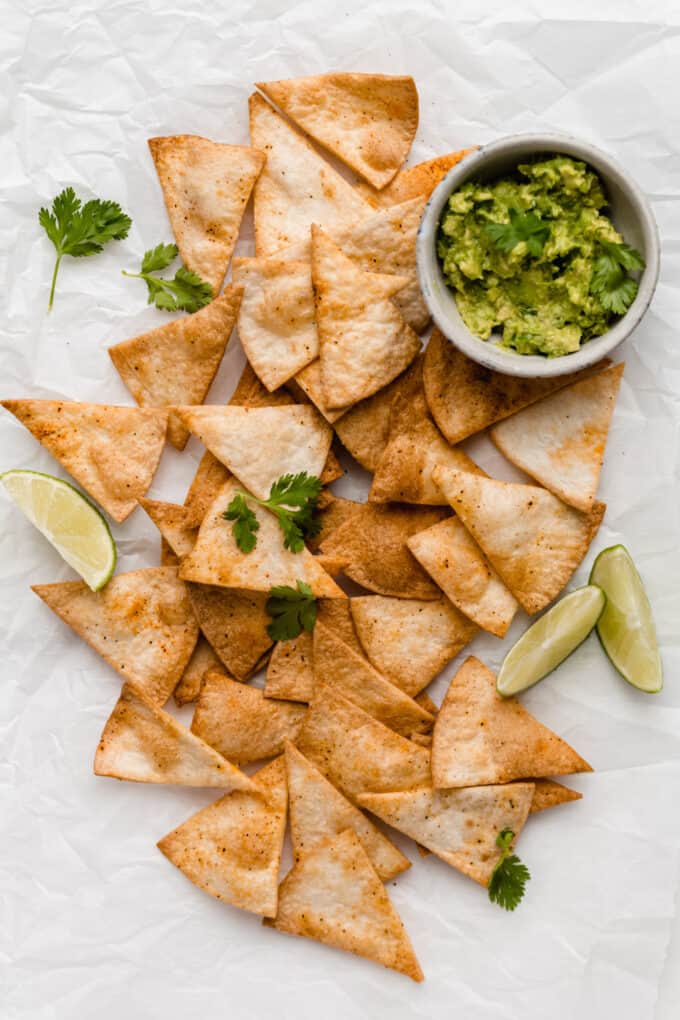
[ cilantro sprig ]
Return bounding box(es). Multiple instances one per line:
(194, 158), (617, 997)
(590, 239), (645, 315)
(485, 208), (550, 258)
(266, 580), (318, 641)
(39, 187), (132, 310)
(123, 242), (213, 312)
(223, 472), (323, 554)
(487, 828), (530, 911)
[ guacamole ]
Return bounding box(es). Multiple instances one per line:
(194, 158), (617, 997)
(437, 156), (643, 356)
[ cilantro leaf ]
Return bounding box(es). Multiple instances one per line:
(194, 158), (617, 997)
(222, 493), (260, 553)
(223, 473), (323, 555)
(599, 239), (645, 272)
(266, 580), (318, 641)
(487, 828), (530, 911)
(123, 245), (213, 313)
(39, 187), (132, 310)
(590, 240), (645, 316)
(485, 208), (550, 258)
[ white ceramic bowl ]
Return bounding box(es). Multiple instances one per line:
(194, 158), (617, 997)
(416, 133), (660, 378)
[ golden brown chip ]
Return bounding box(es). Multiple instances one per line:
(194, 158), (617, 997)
(264, 829), (423, 981)
(307, 495), (362, 552)
(319, 445), (345, 485)
(1, 399), (167, 524)
(174, 637), (225, 707)
(317, 598), (363, 654)
(431, 657), (592, 788)
(356, 148), (477, 207)
(191, 671), (307, 765)
(138, 499), (200, 559)
(183, 452), (232, 523)
(160, 537), (179, 567)
(149, 135), (264, 294)
(285, 743), (410, 881)
(333, 370), (411, 471)
(157, 757), (287, 917)
(33, 567), (198, 705)
(94, 681), (256, 791)
(528, 778), (583, 814)
(264, 631), (315, 702)
(230, 360), (297, 409)
(318, 501), (449, 599)
(109, 287), (242, 449)
(186, 582), (273, 682)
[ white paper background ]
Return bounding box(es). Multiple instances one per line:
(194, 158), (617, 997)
(2, 1), (680, 1017)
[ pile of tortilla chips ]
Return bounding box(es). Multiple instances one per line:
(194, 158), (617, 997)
(3, 71), (627, 983)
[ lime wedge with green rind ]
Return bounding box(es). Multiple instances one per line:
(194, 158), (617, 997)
(1, 469), (116, 591)
(497, 584), (606, 697)
(589, 544), (662, 693)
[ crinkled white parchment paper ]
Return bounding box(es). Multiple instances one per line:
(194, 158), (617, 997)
(2, 2), (680, 1018)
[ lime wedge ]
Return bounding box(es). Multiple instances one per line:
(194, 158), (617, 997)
(589, 544), (662, 693)
(1, 469), (116, 591)
(497, 585), (605, 697)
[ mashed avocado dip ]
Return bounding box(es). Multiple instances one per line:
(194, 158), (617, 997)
(437, 156), (645, 356)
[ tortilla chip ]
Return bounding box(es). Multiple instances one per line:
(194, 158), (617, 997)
(264, 829), (423, 981)
(423, 327), (611, 445)
(174, 637), (225, 707)
(148, 135), (264, 294)
(264, 631), (315, 702)
(249, 93), (372, 256)
(529, 778), (583, 814)
(490, 364), (624, 511)
(230, 359), (297, 409)
(257, 73), (418, 190)
(349, 595), (477, 697)
(434, 467), (605, 614)
(314, 554), (347, 576)
(356, 148), (477, 207)
(180, 479), (343, 597)
(312, 226), (420, 410)
(307, 495), (362, 552)
(285, 743), (409, 882)
(410, 733), (432, 748)
(332, 370), (410, 470)
(296, 684), (431, 802)
(183, 452), (232, 522)
(358, 782), (534, 887)
(318, 502), (449, 599)
(431, 657), (592, 788)
(33, 567), (198, 705)
(191, 671), (307, 765)
(407, 517), (518, 637)
(186, 582), (272, 681)
(138, 499), (200, 559)
(94, 681), (256, 791)
(1, 399), (167, 523)
(157, 756), (287, 917)
(317, 597), (363, 653)
(232, 258), (318, 391)
(320, 445), (345, 485)
(109, 288), (242, 450)
(415, 691), (438, 716)
(313, 622), (434, 736)
(369, 357), (484, 505)
(174, 404), (332, 502)
(160, 537), (179, 567)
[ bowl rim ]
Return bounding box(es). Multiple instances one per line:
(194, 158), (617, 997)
(415, 132), (661, 378)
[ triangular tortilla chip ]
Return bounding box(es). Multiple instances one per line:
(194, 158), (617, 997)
(257, 73), (418, 190)
(307, 495), (362, 552)
(174, 404), (332, 501)
(1, 399), (167, 523)
(191, 671), (307, 765)
(232, 258), (318, 391)
(183, 452), (232, 522)
(94, 681), (256, 791)
(148, 135), (264, 294)
(320, 445), (345, 484)
(186, 582), (272, 681)
(358, 782), (534, 886)
(350, 595), (477, 697)
(432, 657), (592, 788)
(285, 743), (409, 882)
(180, 479), (343, 597)
(332, 368), (411, 470)
(264, 631), (315, 702)
(313, 622), (434, 736)
(423, 327), (611, 445)
(296, 684), (431, 802)
(230, 359), (297, 408)
(318, 502), (449, 599)
(528, 778), (583, 814)
(174, 637), (225, 707)
(33, 567), (198, 705)
(249, 93), (372, 255)
(356, 148), (477, 206)
(264, 829), (423, 981)
(369, 357), (484, 504)
(109, 287), (242, 450)
(157, 756), (287, 917)
(312, 226), (420, 410)
(287, 360), (347, 424)
(407, 517), (518, 637)
(434, 466), (605, 614)
(490, 364), (624, 511)
(317, 597), (363, 654)
(138, 499), (200, 558)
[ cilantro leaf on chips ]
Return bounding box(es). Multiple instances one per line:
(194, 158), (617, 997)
(123, 243), (213, 313)
(266, 580), (318, 641)
(223, 472), (322, 554)
(487, 827), (530, 911)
